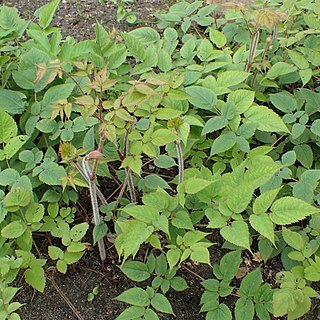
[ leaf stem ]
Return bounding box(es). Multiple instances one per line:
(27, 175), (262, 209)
(176, 139), (184, 184)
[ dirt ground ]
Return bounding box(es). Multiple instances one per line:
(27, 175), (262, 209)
(2, 0), (320, 319)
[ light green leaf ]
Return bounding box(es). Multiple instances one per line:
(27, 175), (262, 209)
(270, 197), (319, 225)
(182, 177), (213, 194)
(1, 220), (26, 239)
(190, 246), (211, 265)
(311, 119), (320, 136)
(253, 187), (282, 215)
(38, 162), (66, 185)
(154, 155), (177, 168)
(24, 266), (45, 292)
(170, 276), (188, 291)
(210, 132), (237, 156)
(4, 187), (31, 212)
(121, 261), (151, 282)
(122, 205), (159, 224)
(299, 69), (312, 86)
(171, 210), (194, 230)
(270, 92), (297, 113)
(220, 221), (250, 250)
(244, 105), (289, 133)
(249, 214), (275, 245)
(0, 110), (17, 143)
(129, 27), (160, 45)
(0, 89), (26, 115)
(216, 71), (250, 88)
(48, 246), (64, 260)
(36, 0), (60, 29)
(115, 287), (149, 307)
(287, 49), (309, 69)
(282, 227), (304, 251)
(3, 135), (29, 159)
(0, 168), (20, 186)
(151, 293), (174, 314)
(206, 304), (232, 320)
(70, 222), (89, 241)
(185, 86), (217, 110)
(151, 129), (178, 146)
(121, 32), (146, 61)
(158, 49), (172, 72)
(209, 28), (227, 48)
(227, 89), (255, 114)
(43, 83), (75, 109)
(116, 306), (146, 320)
(235, 298), (254, 320)
(167, 249), (181, 269)
(266, 62), (297, 79)
(201, 116), (228, 135)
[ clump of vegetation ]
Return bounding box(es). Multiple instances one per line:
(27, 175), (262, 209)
(0, 0), (320, 319)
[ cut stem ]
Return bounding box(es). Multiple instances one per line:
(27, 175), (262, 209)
(82, 158), (106, 261)
(176, 139), (184, 184)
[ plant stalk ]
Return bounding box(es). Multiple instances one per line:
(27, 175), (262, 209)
(176, 139), (184, 184)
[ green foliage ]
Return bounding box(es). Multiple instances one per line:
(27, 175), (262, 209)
(1, 0), (320, 318)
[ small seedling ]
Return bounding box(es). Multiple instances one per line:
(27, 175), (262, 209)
(87, 286), (100, 302)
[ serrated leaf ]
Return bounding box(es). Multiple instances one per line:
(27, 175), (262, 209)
(235, 298), (254, 320)
(201, 116), (228, 135)
(206, 303), (232, 320)
(121, 32), (146, 61)
(170, 276), (188, 291)
(36, 0), (60, 29)
(220, 221), (250, 250)
(244, 106), (289, 133)
(1, 220), (26, 239)
(38, 162), (66, 185)
(282, 227), (304, 251)
(270, 92), (297, 113)
(172, 210), (194, 230)
(70, 222), (89, 241)
(253, 187), (282, 215)
(227, 89), (255, 114)
(266, 62), (297, 79)
(4, 187), (31, 212)
(151, 129), (178, 146)
(93, 223), (108, 244)
(0, 88), (26, 115)
(294, 144), (313, 169)
(270, 196), (319, 225)
(0, 110), (17, 143)
(216, 71), (250, 87)
(185, 86), (217, 110)
(121, 261), (151, 282)
(167, 249), (181, 269)
(4, 135), (29, 159)
(183, 177), (213, 194)
(151, 293), (174, 314)
(24, 267), (45, 292)
(210, 132), (237, 156)
(249, 214), (275, 245)
(48, 246), (64, 260)
(115, 287), (149, 307)
(116, 306), (146, 320)
(209, 28), (227, 48)
(240, 268), (262, 297)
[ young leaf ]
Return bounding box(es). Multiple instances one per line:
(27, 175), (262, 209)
(244, 106), (289, 133)
(170, 276), (188, 291)
(24, 266), (45, 292)
(151, 293), (174, 314)
(253, 187), (282, 215)
(294, 144), (313, 169)
(235, 298), (254, 320)
(201, 116), (228, 135)
(121, 261), (151, 282)
(210, 132), (237, 156)
(4, 187), (31, 212)
(240, 268), (262, 297)
(270, 197), (319, 225)
(249, 214), (275, 245)
(115, 287), (149, 307)
(116, 306), (145, 320)
(0, 110), (18, 143)
(206, 303), (232, 320)
(209, 28), (227, 48)
(36, 0), (60, 29)
(1, 220), (26, 239)
(220, 221), (250, 250)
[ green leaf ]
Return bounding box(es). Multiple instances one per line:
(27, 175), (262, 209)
(253, 187), (282, 215)
(220, 221), (250, 250)
(1, 220), (26, 239)
(218, 250), (241, 281)
(0, 110), (17, 143)
(129, 27), (160, 45)
(3, 135), (29, 159)
(151, 293), (174, 314)
(167, 249), (181, 269)
(48, 246), (64, 260)
(4, 187), (31, 212)
(299, 68), (312, 86)
(210, 132), (237, 156)
(170, 276), (188, 291)
(70, 222), (89, 241)
(244, 106), (289, 133)
(190, 245), (211, 265)
(121, 261), (151, 282)
(185, 86), (217, 110)
(206, 303), (232, 320)
(270, 197), (319, 225)
(240, 268), (262, 297)
(294, 144), (313, 169)
(154, 155), (177, 168)
(36, 0), (60, 29)
(227, 89), (255, 114)
(266, 62), (297, 79)
(115, 287), (149, 307)
(0, 89), (26, 115)
(121, 32), (146, 61)
(216, 71), (250, 88)
(182, 177), (213, 194)
(122, 205), (159, 224)
(287, 49), (309, 69)
(24, 266), (45, 292)
(151, 129), (178, 146)
(235, 298), (254, 320)
(249, 214), (275, 245)
(43, 83), (75, 109)
(116, 306), (146, 320)
(282, 227), (304, 251)
(269, 92), (297, 113)
(93, 223), (108, 244)
(0, 168), (20, 186)
(38, 162), (66, 185)
(209, 28), (227, 48)
(67, 242), (87, 253)
(171, 210), (194, 230)
(144, 308), (159, 320)
(310, 119), (320, 136)
(158, 49), (172, 72)
(202, 116), (228, 135)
